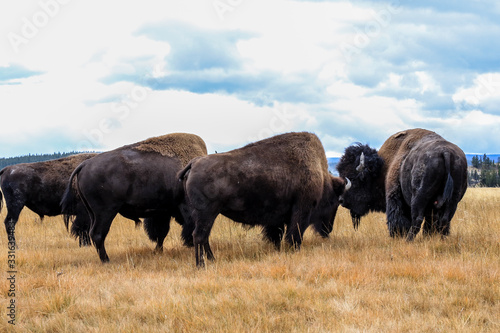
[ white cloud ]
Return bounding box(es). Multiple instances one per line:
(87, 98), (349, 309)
(453, 73), (500, 110)
(0, 0), (499, 157)
(77, 90), (285, 153)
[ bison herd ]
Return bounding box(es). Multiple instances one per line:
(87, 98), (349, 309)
(0, 129), (468, 267)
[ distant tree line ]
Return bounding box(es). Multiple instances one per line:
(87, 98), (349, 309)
(468, 154), (500, 187)
(0, 152), (91, 169)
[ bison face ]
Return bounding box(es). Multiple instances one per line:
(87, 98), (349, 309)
(337, 144), (385, 229)
(311, 175), (347, 237)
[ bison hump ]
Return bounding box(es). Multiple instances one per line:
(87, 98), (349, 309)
(132, 133), (207, 165)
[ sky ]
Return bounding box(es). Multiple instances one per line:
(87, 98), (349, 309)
(1, 0), (499, 157)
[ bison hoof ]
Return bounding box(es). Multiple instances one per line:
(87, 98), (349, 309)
(99, 255), (110, 263)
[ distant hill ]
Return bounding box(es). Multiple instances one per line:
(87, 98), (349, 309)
(0, 152), (93, 169)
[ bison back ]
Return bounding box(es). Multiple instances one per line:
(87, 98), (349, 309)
(185, 132), (329, 222)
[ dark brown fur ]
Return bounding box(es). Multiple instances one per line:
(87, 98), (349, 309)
(0, 153), (96, 246)
(179, 132), (346, 267)
(337, 128), (467, 239)
(61, 133), (207, 262)
(378, 129), (436, 202)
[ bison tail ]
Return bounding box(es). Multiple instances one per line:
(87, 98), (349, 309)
(61, 162), (85, 231)
(177, 156), (202, 181)
(435, 152), (454, 209)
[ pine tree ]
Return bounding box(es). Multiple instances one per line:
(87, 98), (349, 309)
(471, 155), (479, 168)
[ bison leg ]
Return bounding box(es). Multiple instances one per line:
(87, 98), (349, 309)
(406, 216), (423, 242)
(90, 211), (116, 263)
(423, 211), (439, 236)
(181, 221), (195, 247)
(195, 241), (215, 268)
(263, 224), (285, 250)
(386, 190), (412, 238)
(143, 215), (171, 253)
(407, 196), (428, 241)
(195, 243), (203, 267)
(192, 210), (217, 268)
(313, 205), (338, 238)
(285, 205), (311, 249)
(204, 242), (214, 261)
(176, 203), (195, 247)
(437, 204), (458, 238)
(4, 203), (23, 247)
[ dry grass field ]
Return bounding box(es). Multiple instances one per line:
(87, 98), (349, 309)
(0, 188), (498, 332)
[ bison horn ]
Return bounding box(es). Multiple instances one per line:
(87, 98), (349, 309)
(345, 177), (351, 191)
(356, 152), (365, 172)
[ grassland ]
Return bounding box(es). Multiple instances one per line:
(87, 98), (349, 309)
(0, 188), (498, 332)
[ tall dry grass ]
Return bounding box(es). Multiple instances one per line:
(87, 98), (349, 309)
(0, 188), (498, 332)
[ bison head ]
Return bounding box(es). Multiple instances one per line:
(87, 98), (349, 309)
(311, 175), (349, 237)
(336, 144), (385, 230)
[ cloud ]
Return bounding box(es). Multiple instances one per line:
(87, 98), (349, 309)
(0, 63), (43, 84)
(0, 1), (498, 158)
(137, 21), (250, 71)
(0, 127), (82, 157)
(99, 20), (330, 106)
(327, 2), (500, 152)
(452, 72), (500, 116)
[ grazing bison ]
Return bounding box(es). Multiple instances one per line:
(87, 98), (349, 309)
(179, 132), (347, 267)
(0, 153), (96, 246)
(61, 133), (207, 263)
(337, 128), (467, 240)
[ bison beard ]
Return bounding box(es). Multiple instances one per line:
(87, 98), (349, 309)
(351, 212), (361, 231)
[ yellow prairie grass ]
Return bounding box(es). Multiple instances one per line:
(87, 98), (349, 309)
(0, 188), (498, 332)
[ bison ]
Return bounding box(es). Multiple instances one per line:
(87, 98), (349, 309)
(337, 128), (468, 240)
(178, 132), (347, 267)
(0, 153), (96, 246)
(61, 133), (207, 263)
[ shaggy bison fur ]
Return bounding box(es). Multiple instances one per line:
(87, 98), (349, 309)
(337, 128), (467, 240)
